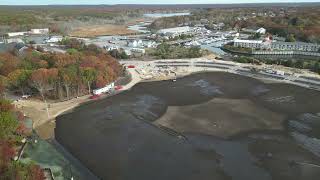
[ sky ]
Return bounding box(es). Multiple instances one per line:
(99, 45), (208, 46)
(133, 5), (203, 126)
(0, 0), (319, 5)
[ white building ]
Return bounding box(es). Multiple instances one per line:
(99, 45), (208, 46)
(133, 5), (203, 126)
(271, 42), (320, 52)
(128, 40), (143, 48)
(30, 28), (49, 34)
(234, 39), (264, 49)
(185, 40), (201, 47)
(7, 32), (27, 37)
(234, 39), (320, 52)
(93, 82), (115, 95)
(7, 38), (24, 44)
(256, 28), (266, 34)
(131, 48), (145, 54)
(105, 45), (119, 51)
(45, 36), (63, 43)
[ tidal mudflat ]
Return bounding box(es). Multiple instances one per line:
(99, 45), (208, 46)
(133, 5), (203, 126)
(55, 72), (320, 180)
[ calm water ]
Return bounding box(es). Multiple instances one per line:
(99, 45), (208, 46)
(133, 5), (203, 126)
(143, 12), (191, 18)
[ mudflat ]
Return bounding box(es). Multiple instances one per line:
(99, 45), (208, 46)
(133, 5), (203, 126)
(55, 72), (320, 180)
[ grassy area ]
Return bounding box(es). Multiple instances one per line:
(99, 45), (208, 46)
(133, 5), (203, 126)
(223, 44), (252, 54)
(146, 43), (205, 59)
(0, 6), (143, 35)
(69, 25), (137, 37)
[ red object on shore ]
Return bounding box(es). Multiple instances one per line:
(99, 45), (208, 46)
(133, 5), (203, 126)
(115, 85), (123, 90)
(127, 65), (135, 68)
(89, 94), (101, 99)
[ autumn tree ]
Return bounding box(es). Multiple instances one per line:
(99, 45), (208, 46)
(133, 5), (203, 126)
(60, 65), (78, 99)
(30, 69), (50, 101)
(0, 141), (16, 171)
(0, 75), (7, 97)
(7, 69), (32, 95)
(0, 53), (19, 76)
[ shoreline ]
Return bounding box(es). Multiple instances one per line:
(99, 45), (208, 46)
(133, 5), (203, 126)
(14, 57), (320, 139)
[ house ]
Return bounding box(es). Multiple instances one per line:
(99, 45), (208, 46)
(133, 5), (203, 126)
(256, 28), (266, 34)
(104, 45), (119, 51)
(131, 48), (145, 54)
(30, 28), (49, 34)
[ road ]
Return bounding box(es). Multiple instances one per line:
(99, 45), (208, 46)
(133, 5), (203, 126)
(120, 58), (320, 91)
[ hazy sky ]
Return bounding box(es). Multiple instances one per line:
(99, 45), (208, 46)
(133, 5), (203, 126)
(0, 0), (319, 5)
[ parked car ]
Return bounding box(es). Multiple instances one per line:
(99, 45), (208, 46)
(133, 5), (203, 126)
(89, 94), (101, 99)
(115, 85), (123, 90)
(21, 95), (31, 99)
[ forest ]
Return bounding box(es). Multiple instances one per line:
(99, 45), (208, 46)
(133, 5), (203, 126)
(0, 39), (123, 101)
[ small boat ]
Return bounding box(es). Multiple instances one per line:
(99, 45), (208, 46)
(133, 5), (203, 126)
(173, 79), (177, 82)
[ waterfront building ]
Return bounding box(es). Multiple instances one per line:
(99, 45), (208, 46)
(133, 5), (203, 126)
(234, 39), (320, 52)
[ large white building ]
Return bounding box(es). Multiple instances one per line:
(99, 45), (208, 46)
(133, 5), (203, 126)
(234, 39), (320, 52)
(30, 28), (49, 34)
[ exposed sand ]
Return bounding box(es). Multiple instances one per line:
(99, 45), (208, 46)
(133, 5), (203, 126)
(70, 24), (137, 37)
(14, 95), (91, 139)
(155, 98), (286, 138)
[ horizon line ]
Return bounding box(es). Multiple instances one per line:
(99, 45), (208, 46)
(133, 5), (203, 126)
(1, 2), (320, 6)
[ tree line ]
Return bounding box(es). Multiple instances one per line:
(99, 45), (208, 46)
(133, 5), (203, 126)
(0, 39), (123, 101)
(0, 97), (45, 179)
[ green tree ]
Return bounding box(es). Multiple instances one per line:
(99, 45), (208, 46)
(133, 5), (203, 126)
(294, 60), (304, 69)
(286, 34), (296, 42)
(60, 65), (78, 100)
(80, 67), (97, 94)
(0, 111), (18, 140)
(313, 61), (320, 74)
